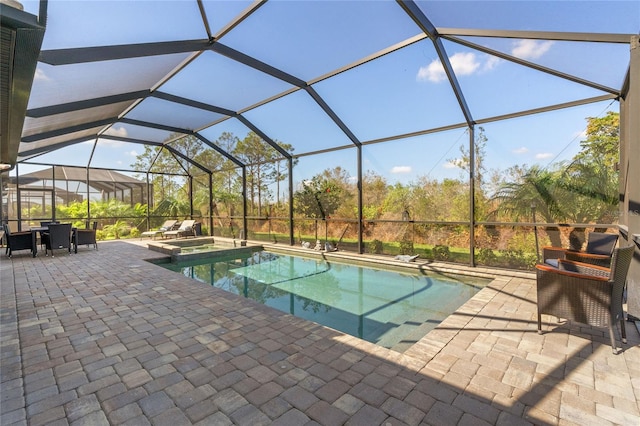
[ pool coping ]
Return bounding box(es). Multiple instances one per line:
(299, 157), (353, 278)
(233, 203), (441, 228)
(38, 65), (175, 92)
(147, 236), (534, 281)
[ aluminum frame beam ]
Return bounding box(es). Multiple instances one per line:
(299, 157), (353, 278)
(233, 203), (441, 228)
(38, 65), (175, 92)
(26, 90), (150, 117)
(437, 28), (636, 44)
(397, 0), (474, 126)
(446, 36), (621, 95)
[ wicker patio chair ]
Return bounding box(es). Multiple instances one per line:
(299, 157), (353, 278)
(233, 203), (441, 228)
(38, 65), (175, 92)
(73, 221), (98, 253)
(542, 231), (618, 268)
(43, 223), (72, 256)
(3, 224), (34, 257)
(535, 244), (635, 353)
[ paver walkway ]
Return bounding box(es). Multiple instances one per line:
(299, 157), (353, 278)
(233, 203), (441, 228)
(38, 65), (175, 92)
(1, 240), (639, 425)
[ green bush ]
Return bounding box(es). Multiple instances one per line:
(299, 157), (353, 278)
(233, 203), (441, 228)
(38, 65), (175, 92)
(500, 249), (536, 269)
(476, 248), (498, 265)
(432, 245), (450, 261)
(368, 239), (383, 254)
(399, 239), (414, 255)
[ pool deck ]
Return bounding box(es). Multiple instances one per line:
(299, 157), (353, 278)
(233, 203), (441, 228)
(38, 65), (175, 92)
(1, 240), (639, 425)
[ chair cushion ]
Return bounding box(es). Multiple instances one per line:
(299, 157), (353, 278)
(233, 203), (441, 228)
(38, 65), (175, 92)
(585, 233), (618, 255)
(544, 259), (559, 268)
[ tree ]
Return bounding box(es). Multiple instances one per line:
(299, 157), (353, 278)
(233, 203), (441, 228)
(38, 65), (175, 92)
(294, 175), (343, 220)
(318, 166), (356, 219)
(574, 111), (619, 169)
(362, 171), (388, 221)
(131, 133), (205, 212)
(234, 132), (294, 216)
(491, 165), (565, 246)
(131, 144), (177, 202)
(215, 132), (243, 213)
(490, 112), (620, 246)
(558, 112), (620, 226)
(450, 126), (488, 190)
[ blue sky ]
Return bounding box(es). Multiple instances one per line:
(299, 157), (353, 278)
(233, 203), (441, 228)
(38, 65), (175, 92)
(18, 1), (639, 189)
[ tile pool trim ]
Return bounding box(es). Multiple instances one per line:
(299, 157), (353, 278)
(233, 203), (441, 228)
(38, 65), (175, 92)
(147, 236), (262, 262)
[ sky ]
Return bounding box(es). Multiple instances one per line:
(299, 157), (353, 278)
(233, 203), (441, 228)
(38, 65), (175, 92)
(16, 0), (640, 190)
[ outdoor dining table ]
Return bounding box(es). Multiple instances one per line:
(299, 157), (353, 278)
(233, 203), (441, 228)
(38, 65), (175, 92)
(29, 226), (49, 257)
(29, 225), (78, 256)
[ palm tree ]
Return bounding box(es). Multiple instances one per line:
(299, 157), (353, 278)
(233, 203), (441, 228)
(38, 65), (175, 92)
(491, 165), (565, 246)
(558, 156), (618, 227)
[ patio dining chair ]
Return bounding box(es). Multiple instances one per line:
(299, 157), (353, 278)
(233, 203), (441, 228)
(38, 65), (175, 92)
(39, 221), (59, 249)
(43, 223), (72, 256)
(542, 231), (618, 268)
(535, 244), (635, 353)
(3, 224), (34, 258)
(73, 221), (98, 253)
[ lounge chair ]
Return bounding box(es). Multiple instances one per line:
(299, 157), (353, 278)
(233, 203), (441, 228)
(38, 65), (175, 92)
(163, 220), (196, 238)
(542, 231), (618, 268)
(536, 244), (634, 353)
(73, 221), (98, 253)
(141, 220), (177, 239)
(3, 224), (34, 257)
(43, 223), (72, 256)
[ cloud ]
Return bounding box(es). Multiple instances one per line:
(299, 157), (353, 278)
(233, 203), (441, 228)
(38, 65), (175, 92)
(511, 40), (554, 60)
(128, 150), (138, 157)
(483, 55), (501, 71)
(34, 67), (50, 81)
(513, 147), (529, 154)
(390, 166), (412, 174)
(535, 152), (554, 159)
(443, 160), (462, 169)
(417, 60), (446, 83)
(103, 126), (128, 138)
(417, 52), (495, 83)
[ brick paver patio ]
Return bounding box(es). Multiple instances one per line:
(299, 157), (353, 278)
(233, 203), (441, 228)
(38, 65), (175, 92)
(1, 240), (639, 425)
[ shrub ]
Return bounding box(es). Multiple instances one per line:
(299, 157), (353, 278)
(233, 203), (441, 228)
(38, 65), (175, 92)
(368, 239), (383, 254)
(500, 249), (537, 269)
(432, 245), (450, 261)
(476, 248), (498, 265)
(399, 239), (414, 255)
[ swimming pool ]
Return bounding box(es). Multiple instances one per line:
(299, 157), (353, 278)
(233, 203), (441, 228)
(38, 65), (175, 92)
(162, 251), (490, 352)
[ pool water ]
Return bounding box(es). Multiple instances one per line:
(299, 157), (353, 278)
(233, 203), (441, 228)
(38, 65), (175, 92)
(163, 251), (490, 352)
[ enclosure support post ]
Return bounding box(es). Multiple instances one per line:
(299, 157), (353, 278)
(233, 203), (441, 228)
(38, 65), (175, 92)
(469, 125), (476, 267)
(15, 163), (22, 230)
(208, 173), (213, 237)
(86, 167), (90, 222)
(357, 145), (364, 254)
(0, 172), (4, 225)
(146, 172), (150, 230)
(620, 35), (640, 320)
(242, 166), (248, 239)
(87, 139), (98, 224)
(288, 157), (294, 246)
(189, 175), (194, 219)
(52, 166), (56, 223)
